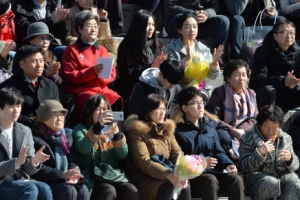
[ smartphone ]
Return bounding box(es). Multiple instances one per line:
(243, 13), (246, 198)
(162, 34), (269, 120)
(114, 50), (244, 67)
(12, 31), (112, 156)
(110, 111), (124, 121)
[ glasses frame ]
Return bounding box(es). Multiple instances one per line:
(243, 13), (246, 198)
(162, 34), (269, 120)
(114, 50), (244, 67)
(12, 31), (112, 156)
(187, 101), (206, 107)
(275, 30), (296, 36)
(35, 36), (53, 42)
(52, 112), (66, 119)
(155, 107), (168, 113)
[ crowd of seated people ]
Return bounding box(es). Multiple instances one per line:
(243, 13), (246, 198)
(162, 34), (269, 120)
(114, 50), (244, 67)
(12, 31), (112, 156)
(2, 0), (300, 199)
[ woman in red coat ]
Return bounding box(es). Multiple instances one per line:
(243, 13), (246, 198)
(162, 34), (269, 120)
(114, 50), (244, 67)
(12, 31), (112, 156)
(0, 0), (17, 48)
(61, 10), (122, 123)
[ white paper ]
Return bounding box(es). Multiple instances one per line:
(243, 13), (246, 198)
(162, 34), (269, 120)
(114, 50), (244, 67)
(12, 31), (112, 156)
(97, 57), (114, 79)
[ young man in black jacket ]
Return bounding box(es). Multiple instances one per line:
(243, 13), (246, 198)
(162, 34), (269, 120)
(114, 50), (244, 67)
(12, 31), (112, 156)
(0, 45), (60, 128)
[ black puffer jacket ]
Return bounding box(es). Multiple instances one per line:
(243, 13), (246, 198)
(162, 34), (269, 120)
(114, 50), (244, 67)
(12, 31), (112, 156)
(249, 31), (300, 91)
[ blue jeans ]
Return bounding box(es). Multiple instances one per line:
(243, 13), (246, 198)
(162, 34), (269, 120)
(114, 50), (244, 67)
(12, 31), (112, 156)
(129, 0), (165, 13)
(165, 14), (230, 52)
(0, 179), (52, 200)
(245, 15), (286, 27)
(229, 15), (245, 59)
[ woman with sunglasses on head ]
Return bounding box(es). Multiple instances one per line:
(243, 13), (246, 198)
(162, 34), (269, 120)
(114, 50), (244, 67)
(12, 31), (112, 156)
(170, 87), (244, 200)
(124, 94), (191, 200)
(30, 100), (90, 200)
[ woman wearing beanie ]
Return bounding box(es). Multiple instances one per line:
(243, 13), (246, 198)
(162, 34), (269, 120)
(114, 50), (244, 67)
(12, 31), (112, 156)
(31, 100), (90, 200)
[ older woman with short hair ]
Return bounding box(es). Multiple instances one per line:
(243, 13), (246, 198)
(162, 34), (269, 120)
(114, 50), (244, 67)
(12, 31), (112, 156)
(31, 100), (90, 200)
(63, 0), (111, 45)
(239, 105), (300, 200)
(206, 59), (258, 162)
(61, 10), (121, 123)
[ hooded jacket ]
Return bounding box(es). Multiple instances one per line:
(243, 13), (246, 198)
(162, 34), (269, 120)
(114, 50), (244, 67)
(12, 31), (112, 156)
(0, 4), (17, 43)
(170, 105), (234, 174)
(124, 114), (180, 200)
(249, 31), (300, 91)
(127, 68), (181, 116)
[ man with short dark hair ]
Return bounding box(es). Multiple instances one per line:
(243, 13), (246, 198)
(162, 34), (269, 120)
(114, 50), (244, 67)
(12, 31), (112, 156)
(0, 87), (52, 200)
(249, 20), (300, 112)
(0, 45), (59, 128)
(127, 58), (184, 116)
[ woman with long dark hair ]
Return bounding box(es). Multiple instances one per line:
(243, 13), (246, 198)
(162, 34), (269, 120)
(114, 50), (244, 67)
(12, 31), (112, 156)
(115, 9), (167, 101)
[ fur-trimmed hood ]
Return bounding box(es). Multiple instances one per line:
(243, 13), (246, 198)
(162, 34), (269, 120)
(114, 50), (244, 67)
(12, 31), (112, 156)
(97, 37), (118, 54)
(124, 114), (176, 137)
(169, 104), (219, 124)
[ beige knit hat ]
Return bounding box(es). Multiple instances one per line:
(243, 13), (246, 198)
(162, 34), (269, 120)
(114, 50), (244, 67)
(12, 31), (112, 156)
(37, 100), (68, 122)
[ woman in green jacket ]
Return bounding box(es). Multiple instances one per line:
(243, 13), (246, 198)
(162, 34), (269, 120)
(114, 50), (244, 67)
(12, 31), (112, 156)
(72, 94), (138, 200)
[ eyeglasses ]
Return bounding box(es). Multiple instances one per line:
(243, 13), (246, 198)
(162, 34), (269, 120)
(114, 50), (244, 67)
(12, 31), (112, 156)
(187, 101), (206, 107)
(35, 36), (53, 42)
(156, 107), (168, 112)
(275, 30), (296, 36)
(52, 112), (66, 119)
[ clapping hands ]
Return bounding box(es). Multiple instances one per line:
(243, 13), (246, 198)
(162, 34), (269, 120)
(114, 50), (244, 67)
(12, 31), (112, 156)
(52, 5), (69, 24)
(285, 70), (300, 89)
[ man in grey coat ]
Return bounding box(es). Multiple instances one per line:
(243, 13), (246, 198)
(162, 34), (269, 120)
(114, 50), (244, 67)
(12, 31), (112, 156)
(0, 87), (52, 200)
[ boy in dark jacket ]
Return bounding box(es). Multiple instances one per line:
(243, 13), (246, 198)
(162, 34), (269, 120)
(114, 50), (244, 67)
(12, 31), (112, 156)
(170, 87), (244, 199)
(127, 58), (184, 116)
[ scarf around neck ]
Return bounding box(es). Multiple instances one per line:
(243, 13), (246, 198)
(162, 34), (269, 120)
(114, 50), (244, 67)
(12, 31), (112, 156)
(43, 124), (70, 154)
(145, 39), (154, 64)
(43, 124), (70, 171)
(223, 83), (257, 127)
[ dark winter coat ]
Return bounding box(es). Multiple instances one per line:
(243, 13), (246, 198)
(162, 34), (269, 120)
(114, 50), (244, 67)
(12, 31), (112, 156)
(31, 127), (80, 182)
(0, 71), (60, 128)
(170, 105), (234, 174)
(249, 31), (300, 91)
(12, 0), (68, 47)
